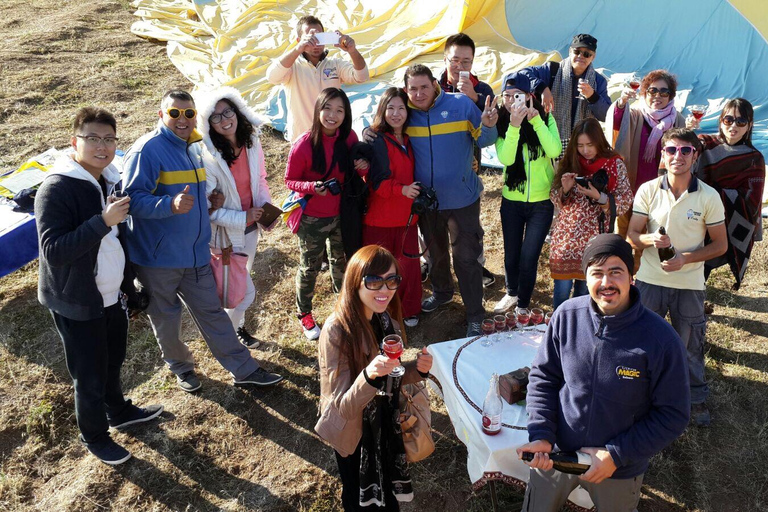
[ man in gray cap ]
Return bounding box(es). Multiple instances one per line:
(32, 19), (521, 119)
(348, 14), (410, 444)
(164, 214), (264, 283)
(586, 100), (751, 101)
(517, 233), (690, 511)
(518, 33), (611, 153)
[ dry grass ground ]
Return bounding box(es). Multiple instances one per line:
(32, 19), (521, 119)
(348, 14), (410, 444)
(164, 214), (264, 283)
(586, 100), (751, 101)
(1, 1), (767, 510)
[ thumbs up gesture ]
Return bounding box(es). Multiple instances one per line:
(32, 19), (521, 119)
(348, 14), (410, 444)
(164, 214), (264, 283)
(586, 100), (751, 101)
(416, 346), (433, 374)
(172, 184), (195, 214)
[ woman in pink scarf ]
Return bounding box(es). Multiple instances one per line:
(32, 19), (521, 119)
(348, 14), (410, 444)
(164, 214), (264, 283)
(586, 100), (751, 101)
(604, 70), (685, 268)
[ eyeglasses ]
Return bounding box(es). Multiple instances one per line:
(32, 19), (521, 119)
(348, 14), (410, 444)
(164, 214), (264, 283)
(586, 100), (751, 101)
(722, 115), (749, 127)
(662, 145), (696, 156)
(362, 274), (402, 290)
(166, 108), (197, 119)
(646, 87), (671, 98)
(209, 108), (236, 125)
(448, 57), (473, 68)
(76, 135), (119, 147)
(571, 49), (594, 58)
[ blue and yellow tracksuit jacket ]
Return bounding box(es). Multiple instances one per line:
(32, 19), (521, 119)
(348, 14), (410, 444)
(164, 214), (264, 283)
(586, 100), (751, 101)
(123, 122), (210, 268)
(405, 87), (498, 210)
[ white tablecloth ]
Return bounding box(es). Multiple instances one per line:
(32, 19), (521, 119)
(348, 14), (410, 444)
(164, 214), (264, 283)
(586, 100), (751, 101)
(427, 330), (593, 510)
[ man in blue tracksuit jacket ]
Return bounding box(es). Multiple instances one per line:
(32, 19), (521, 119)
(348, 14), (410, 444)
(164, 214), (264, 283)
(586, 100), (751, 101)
(518, 234), (690, 511)
(124, 89), (282, 393)
(403, 64), (497, 337)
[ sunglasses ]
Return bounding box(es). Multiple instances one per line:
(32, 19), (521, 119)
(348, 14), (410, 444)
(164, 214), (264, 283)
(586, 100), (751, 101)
(362, 274), (402, 291)
(722, 115), (749, 127)
(571, 49), (593, 58)
(166, 108), (197, 119)
(646, 87), (671, 98)
(210, 108), (236, 125)
(662, 145), (696, 156)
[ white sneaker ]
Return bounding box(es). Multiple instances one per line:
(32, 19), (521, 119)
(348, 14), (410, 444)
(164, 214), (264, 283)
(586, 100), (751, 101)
(298, 312), (321, 340)
(494, 294), (518, 314)
(404, 316), (419, 327)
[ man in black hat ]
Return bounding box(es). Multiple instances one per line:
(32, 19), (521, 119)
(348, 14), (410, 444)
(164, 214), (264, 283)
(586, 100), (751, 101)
(519, 33), (611, 153)
(516, 233), (690, 511)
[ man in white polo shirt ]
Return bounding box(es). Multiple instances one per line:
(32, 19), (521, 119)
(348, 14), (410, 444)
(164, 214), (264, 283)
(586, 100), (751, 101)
(627, 128), (727, 427)
(266, 15), (369, 143)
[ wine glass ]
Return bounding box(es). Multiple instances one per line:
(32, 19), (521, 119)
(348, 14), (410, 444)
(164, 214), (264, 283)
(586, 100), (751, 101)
(382, 334), (405, 377)
(530, 308), (544, 326)
(574, 78), (587, 100)
(624, 73), (641, 103)
(688, 104), (707, 121)
(481, 319), (495, 347)
(544, 311), (553, 326)
(494, 315), (507, 332)
(516, 307), (531, 329)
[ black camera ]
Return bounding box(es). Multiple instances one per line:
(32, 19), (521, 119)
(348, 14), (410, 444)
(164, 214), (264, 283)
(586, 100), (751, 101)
(322, 178), (342, 196)
(574, 168), (609, 193)
(411, 182), (439, 215)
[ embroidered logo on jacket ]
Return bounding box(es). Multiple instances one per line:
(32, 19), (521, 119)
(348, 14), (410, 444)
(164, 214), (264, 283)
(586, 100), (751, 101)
(323, 67), (339, 80)
(686, 209), (702, 221)
(441, 110), (449, 119)
(615, 366), (641, 379)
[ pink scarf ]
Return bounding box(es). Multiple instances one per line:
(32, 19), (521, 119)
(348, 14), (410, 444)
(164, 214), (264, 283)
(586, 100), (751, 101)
(640, 99), (677, 162)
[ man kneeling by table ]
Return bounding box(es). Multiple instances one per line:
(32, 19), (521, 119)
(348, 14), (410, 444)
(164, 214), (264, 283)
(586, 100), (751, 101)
(517, 234), (690, 511)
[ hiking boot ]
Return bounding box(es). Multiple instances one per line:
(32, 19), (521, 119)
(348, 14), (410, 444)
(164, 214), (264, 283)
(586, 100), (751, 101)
(494, 294), (518, 314)
(109, 401), (164, 429)
(177, 370), (202, 393)
(404, 316), (419, 327)
(466, 322), (483, 337)
(80, 435), (131, 465)
(421, 295), (453, 313)
(482, 267), (495, 288)
(234, 367), (284, 387)
(298, 312), (321, 340)
(691, 402), (711, 427)
(237, 327), (261, 349)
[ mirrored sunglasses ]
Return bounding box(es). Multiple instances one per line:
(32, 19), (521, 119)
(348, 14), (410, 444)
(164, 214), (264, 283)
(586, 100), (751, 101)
(722, 115), (748, 127)
(646, 87), (671, 98)
(363, 274), (402, 290)
(166, 108), (197, 119)
(662, 145), (696, 156)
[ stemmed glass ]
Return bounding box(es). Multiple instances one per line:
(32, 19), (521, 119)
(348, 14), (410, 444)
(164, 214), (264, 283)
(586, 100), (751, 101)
(688, 105), (707, 121)
(575, 78), (588, 100)
(544, 311), (553, 326)
(624, 73), (641, 103)
(481, 319), (495, 347)
(530, 308), (544, 330)
(377, 334), (404, 396)
(516, 307), (531, 329)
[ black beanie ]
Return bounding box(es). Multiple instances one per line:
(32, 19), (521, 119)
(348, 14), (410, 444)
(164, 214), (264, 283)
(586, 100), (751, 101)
(582, 233), (634, 276)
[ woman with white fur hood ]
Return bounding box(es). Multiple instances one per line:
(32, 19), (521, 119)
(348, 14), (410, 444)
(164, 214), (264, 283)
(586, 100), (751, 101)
(196, 87), (272, 349)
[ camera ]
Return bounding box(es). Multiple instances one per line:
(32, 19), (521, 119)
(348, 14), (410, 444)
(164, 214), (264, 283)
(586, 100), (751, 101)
(322, 178), (342, 196)
(574, 168), (609, 193)
(411, 182), (438, 215)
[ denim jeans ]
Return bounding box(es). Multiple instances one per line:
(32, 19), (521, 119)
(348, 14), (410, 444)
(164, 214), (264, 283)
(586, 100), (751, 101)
(553, 279), (588, 310)
(500, 198), (554, 308)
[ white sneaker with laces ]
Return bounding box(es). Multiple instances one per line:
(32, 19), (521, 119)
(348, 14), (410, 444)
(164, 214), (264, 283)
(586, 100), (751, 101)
(494, 294), (518, 314)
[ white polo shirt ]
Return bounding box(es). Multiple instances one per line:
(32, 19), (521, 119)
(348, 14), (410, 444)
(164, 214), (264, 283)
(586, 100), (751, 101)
(266, 52), (369, 143)
(633, 174), (725, 290)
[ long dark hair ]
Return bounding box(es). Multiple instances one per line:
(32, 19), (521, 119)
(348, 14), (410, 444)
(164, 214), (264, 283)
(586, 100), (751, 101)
(334, 245), (404, 376)
(496, 94), (549, 192)
(310, 88), (352, 176)
(554, 118), (619, 189)
(719, 98), (754, 147)
(208, 98), (254, 166)
(371, 87), (410, 134)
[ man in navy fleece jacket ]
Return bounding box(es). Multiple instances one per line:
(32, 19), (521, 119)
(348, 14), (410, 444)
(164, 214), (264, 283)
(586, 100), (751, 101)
(517, 234), (689, 511)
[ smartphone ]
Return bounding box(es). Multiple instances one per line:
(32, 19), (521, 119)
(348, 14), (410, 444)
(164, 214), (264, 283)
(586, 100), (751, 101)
(459, 71), (470, 81)
(514, 92), (526, 109)
(314, 32), (340, 45)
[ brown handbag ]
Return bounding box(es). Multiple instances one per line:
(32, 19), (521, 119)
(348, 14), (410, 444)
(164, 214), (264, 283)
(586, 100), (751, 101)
(399, 381), (435, 463)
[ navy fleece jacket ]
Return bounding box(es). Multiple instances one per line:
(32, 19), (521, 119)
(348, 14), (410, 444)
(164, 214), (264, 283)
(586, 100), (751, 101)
(526, 287), (690, 479)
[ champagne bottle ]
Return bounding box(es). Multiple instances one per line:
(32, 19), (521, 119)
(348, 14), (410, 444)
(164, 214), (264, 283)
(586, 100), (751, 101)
(520, 450), (592, 475)
(481, 373), (503, 436)
(657, 226), (676, 262)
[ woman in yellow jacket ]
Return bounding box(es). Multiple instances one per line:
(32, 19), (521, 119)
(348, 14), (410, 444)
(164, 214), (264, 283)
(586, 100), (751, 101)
(493, 72), (561, 314)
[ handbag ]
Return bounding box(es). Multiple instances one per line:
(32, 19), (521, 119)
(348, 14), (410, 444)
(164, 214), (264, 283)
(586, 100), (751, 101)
(209, 226), (249, 309)
(399, 381), (434, 463)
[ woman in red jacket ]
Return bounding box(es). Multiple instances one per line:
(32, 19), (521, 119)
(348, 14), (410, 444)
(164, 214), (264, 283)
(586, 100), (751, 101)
(363, 88), (422, 327)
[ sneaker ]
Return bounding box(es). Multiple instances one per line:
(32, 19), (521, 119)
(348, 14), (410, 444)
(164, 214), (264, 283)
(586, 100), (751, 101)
(176, 370), (202, 393)
(421, 295), (453, 313)
(466, 321), (482, 337)
(237, 327), (261, 349)
(482, 267), (495, 288)
(109, 401), (164, 429)
(691, 403), (711, 427)
(420, 262), (429, 283)
(298, 312), (321, 340)
(80, 435), (131, 465)
(404, 316), (419, 327)
(494, 294), (518, 314)
(234, 367), (284, 387)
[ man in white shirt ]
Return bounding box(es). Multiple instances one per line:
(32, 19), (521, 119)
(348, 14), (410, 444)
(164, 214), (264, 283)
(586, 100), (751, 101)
(266, 15), (369, 143)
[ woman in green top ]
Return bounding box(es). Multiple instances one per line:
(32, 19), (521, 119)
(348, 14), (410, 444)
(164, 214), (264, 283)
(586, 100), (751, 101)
(493, 72), (561, 314)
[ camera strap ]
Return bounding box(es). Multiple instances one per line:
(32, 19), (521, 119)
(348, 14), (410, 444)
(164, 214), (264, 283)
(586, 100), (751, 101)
(402, 211), (435, 259)
(598, 193), (617, 234)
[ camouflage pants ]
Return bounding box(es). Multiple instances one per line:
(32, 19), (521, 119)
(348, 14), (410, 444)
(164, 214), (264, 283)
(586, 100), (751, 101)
(296, 215), (346, 313)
